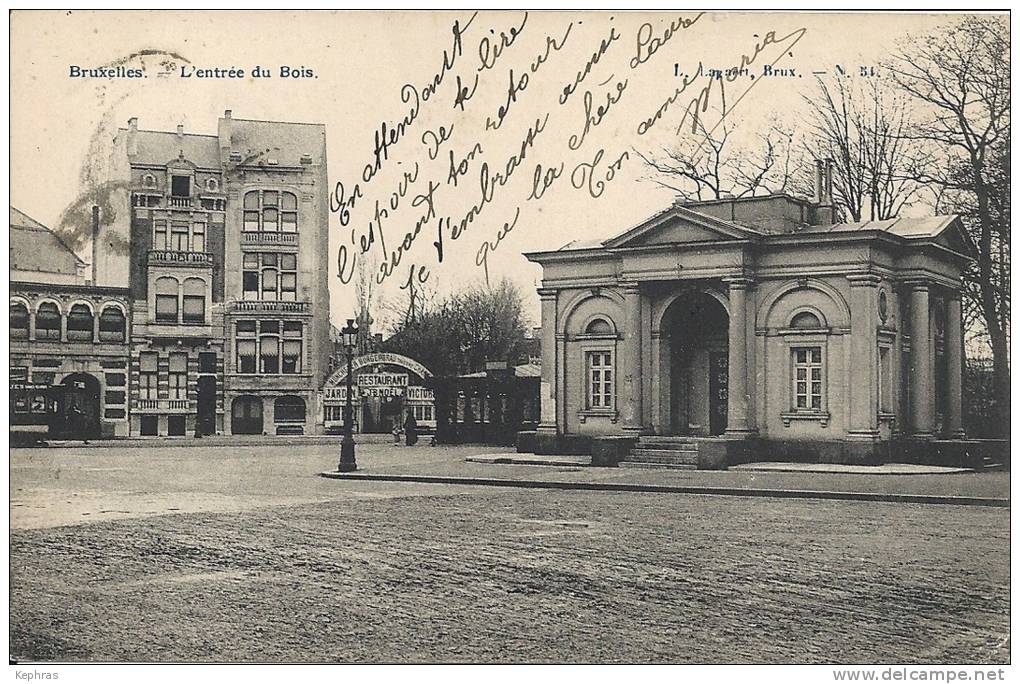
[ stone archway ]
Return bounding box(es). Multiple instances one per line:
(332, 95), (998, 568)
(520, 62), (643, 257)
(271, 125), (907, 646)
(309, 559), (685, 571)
(660, 292), (730, 436)
(54, 373), (101, 439)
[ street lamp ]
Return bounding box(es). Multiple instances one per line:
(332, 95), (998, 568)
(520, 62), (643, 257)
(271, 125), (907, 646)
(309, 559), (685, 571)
(338, 318), (359, 472)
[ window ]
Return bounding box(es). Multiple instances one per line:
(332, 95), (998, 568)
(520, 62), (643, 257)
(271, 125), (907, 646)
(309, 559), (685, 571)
(169, 353), (188, 400)
(171, 175), (190, 197)
(155, 277), (179, 323)
(260, 333), (279, 374)
(153, 220), (167, 250)
(243, 253), (297, 301)
(274, 396), (306, 423)
(182, 278), (206, 324)
(35, 302), (61, 340)
(139, 352), (158, 400)
(10, 302), (29, 339)
(792, 347), (823, 411)
(143, 173), (157, 188)
(66, 304), (94, 342)
(98, 306), (126, 342)
(205, 178), (219, 192)
(170, 222), (189, 251)
(237, 320), (303, 375)
(236, 321), (257, 374)
(586, 351), (613, 409)
(282, 321), (303, 373)
(243, 190), (298, 232)
(192, 222), (206, 253)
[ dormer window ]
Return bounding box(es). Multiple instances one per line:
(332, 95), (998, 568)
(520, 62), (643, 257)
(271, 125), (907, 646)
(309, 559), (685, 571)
(171, 175), (191, 197)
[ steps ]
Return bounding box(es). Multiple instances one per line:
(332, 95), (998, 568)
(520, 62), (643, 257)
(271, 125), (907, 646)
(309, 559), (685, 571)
(622, 437), (699, 469)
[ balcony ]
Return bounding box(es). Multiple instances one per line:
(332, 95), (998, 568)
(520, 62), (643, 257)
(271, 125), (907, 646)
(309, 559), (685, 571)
(241, 231), (298, 247)
(148, 250), (213, 268)
(230, 300), (310, 314)
(134, 398), (191, 413)
(168, 196), (194, 209)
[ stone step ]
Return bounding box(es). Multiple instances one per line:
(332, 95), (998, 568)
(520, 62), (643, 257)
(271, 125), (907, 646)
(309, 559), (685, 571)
(638, 436), (698, 446)
(619, 461), (696, 470)
(634, 443), (699, 453)
(628, 448), (699, 465)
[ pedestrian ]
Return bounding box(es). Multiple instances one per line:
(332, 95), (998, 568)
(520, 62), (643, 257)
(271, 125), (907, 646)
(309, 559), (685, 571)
(70, 403), (89, 445)
(392, 417), (402, 445)
(404, 410), (418, 447)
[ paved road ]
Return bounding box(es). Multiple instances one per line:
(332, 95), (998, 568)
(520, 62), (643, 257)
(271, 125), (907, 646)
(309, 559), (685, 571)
(9, 444), (1010, 663)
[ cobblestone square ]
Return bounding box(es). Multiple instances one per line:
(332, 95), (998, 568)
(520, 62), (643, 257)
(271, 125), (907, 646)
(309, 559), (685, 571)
(9, 443), (1010, 663)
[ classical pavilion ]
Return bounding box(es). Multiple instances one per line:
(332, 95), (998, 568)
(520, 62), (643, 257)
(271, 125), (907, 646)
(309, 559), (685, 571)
(524, 163), (973, 466)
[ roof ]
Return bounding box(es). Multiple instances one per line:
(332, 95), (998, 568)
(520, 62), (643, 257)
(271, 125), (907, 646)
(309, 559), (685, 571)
(129, 129), (221, 167)
(10, 207), (85, 274)
(227, 118), (326, 167)
(796, 215), (959, 239)
(459, 363), (541, 379)
(541, 199), (966, 255)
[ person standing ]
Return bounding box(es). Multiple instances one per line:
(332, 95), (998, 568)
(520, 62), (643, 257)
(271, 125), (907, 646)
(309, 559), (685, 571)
(404, 410), (418, 447)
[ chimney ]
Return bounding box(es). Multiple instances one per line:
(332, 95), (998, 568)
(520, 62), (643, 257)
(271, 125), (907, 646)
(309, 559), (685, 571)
(126, 117), (138, 157)
(218, 110), (233, 163)
(812, 158), (835, 225)
(824, 158), (834, 203)
(91, 205), (100, 286)
(814, 159), (825, 203)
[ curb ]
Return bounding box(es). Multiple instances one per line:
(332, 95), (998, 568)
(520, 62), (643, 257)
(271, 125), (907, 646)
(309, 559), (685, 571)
(317, 472), (1010, 508)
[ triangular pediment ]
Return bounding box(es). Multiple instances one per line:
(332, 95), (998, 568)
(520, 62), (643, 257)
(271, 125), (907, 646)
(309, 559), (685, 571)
(932, 217), (976, 258)
(604, 205), (761, 249)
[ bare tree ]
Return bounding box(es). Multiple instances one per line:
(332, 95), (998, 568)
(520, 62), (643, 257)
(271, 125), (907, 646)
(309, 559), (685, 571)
(888, 15), (1010, 435)
(639, 114), (809, 201)
(804, 78), (922, 222)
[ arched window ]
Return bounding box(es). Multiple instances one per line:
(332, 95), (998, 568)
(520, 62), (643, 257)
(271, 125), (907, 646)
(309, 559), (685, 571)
(205, 178), (219, 192)
(585, 318), (614, 335)
(790, 311), (822, 329)
(242, 189), (299, 233)
(274, 396), (306, 423)
(66, 303), (95, 342)
(98, 305), (126, 342)
(182, 278), (206, 324)
(243, 191), (260, 232)
(143, 173), (157, 188)
(35, 302), (61, 340)
(10, 301), (29, 339)
(155, 277), (179, 323)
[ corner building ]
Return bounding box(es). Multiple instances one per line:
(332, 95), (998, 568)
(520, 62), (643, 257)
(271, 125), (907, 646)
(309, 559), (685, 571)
(115, 111), (331, 436)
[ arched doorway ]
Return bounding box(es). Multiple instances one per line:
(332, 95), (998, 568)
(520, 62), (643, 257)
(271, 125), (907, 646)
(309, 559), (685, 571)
(663, 292), (729, 436)
(52, 373), (101, 439)
(231, 395), (263, 435)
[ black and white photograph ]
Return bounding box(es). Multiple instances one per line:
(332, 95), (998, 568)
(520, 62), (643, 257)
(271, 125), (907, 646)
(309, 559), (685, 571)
(6, 8), (1011, 676)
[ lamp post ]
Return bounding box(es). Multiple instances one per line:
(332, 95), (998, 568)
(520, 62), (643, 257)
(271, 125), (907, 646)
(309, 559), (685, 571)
(338, 318), (359, 472)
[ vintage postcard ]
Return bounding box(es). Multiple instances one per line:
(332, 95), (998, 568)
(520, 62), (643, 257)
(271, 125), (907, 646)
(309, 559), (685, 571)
(7, 9), (1010, 674)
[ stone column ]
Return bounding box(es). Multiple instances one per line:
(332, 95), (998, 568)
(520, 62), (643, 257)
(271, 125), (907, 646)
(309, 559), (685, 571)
(944, 292), (965, 438)
(723, 277), (753, 436)
(537, 288), (558, 433)
(908, 280), (935, 438)
(847, 274), (881, 440)
(621, 282), (644, 433)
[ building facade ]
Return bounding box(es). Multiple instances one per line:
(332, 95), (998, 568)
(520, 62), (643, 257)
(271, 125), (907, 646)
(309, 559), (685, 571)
(525, 164), (972, 465)
(10, 208), (131, 440)
(104, 112), (331, 436)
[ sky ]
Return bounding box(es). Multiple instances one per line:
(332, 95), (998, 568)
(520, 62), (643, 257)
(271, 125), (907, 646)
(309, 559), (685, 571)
(10, 10), (962, 332)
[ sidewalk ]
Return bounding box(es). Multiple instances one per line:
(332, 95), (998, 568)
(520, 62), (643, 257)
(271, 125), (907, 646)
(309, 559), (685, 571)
(34, 433), (397, 449)
(318, 449), (1011, 505)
